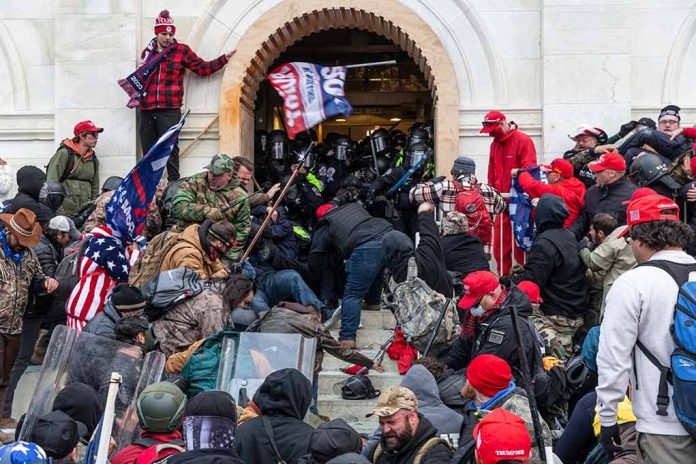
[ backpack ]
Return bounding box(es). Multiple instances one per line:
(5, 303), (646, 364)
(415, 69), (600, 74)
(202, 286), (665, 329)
(382, 258), (460, 356)
(141, 268), (207, 322)
(52, 239), (88, 307)
(129, 229), (181, 288)
(133, 438), (185, 464)
(179, 331), (228, 398)
(637, 260), (696, 438)
(372, 437), (452, 464)
(454, 183), (492, 246)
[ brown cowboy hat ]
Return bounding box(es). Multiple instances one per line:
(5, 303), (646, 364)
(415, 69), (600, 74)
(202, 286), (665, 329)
(0, 208), (42, 248)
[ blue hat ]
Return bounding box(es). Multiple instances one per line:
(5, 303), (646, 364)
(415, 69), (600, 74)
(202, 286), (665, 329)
(0, 442), (49, 464)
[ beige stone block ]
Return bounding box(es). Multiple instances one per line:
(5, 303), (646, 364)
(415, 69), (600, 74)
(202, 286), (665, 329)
(54, 61), (135, 109)
(631, 9), (690, 58)
(0, 1), (54, 18)
(503, 59), (541, 107)
(53, 107), (136, 160)
(469, 0), (541, 12)
(544, 26), (630, 56)
(631, 58), (668, 107)
(543, 54), (631, 104)
(3, 19), (53, 66)
(56, 15), (136, 63)
(56, 0), (137, 15)
(25, 65), (55, 111)
(479, 11), (540, 60)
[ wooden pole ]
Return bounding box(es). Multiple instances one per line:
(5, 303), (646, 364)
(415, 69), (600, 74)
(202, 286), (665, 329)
(179, 115), (219, 158)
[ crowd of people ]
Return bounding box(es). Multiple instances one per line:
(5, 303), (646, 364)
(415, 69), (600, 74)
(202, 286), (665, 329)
(0, 8), (695, 464)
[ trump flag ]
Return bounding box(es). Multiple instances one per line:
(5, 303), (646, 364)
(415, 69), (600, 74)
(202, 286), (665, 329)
(106, 110), (189, 242)
(268, 62), (353, 139)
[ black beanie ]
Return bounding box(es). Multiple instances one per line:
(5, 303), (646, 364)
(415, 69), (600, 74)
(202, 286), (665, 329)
(185, 390), (237, 422)
(310, 418), (362, 462)
(110, 284), (146, 313)
(659, 104), (681, 121)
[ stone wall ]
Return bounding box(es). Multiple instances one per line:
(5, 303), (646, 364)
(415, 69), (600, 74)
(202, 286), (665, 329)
(0, 0), (695, 193)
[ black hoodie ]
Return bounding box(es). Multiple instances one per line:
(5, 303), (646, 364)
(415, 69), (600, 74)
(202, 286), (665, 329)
(234, 368), (314, 464)
(6, 166), (55, 226)
(508, 194), (588, 318)
(383, 212), (453, 297)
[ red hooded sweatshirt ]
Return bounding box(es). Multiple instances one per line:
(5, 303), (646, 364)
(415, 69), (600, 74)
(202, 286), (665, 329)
(517, 172), (586, 227)
(487, 128), (537, 194)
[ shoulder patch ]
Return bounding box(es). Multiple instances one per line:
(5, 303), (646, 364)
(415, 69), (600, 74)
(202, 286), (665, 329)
(488, 329), (505, 345)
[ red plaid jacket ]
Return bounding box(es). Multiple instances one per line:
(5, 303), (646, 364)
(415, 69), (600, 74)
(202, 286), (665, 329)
(140, 43), (228, 110)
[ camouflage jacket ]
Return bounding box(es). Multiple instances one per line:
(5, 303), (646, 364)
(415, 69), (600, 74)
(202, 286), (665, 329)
(170, 172), (250, 261)
(83, 191), (162, 239)
(153, 287), (227, 357)
(0, 245), (45, 334)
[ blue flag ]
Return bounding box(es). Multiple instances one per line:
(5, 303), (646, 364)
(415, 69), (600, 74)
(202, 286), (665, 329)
(106, 111), (189, 242)
(509, 166), (548, 251)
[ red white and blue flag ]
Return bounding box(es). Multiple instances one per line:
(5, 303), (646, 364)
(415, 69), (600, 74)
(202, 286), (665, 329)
(106, 110), (189, 242)
(268, 62), (353, 139)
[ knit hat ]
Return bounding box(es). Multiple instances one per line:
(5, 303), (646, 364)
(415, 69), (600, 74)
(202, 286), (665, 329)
(659, 104), (681, 122)
(309, 419), (362, 462)
(473, 408), (531, 464)
(185, 391), (237, 422)
(451, 155), (476, 177)
(154, 10), (175, 35)
(466, 354), (513, 397)
(441, 211), (469, 236)
(110, 284), (146, 313)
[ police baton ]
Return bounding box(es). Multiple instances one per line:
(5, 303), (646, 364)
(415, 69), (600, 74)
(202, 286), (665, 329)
(504, 282), (550, 462)
(240, 141), (316, 263)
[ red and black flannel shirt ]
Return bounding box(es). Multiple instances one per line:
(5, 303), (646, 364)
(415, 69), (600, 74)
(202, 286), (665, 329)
(140, 43), (228, 110)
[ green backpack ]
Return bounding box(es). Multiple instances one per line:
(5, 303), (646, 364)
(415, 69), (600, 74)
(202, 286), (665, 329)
(180, 331), (229, 398)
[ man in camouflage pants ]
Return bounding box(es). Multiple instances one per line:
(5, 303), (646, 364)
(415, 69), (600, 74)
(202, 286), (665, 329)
(170, 154), (250, 264)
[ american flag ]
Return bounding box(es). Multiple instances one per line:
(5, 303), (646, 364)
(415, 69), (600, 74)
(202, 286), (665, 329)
(65, 225), (136, 330)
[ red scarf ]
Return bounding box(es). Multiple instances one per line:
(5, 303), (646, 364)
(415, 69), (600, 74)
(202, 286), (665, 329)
(460, 289), (508, 337)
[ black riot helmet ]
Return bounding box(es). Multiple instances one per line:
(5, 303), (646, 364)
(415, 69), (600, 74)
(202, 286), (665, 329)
(269, 130), (288, 161)
(391, 131), (408, 152)
(255, 130), (269, 154)
(409, 126), (429, 146)
(369, 128), (391, 156)
(40, 181), (68, 212)
(334, 135), (352, 161)
(629, 152), (681, 191)
(422, 119), (435, 142)
(341, 374), (380, 400)
(405, 142), (429, 168)
(102, 176), (123, 193)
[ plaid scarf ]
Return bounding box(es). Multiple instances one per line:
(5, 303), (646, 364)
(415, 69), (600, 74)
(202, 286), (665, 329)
(117, 38), (176, 108)
(460, 289), (508, 337)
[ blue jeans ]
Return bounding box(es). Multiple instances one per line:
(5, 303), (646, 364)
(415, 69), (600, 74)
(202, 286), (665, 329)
(249, 269), (324, 313)
(340, 240), (385, 341)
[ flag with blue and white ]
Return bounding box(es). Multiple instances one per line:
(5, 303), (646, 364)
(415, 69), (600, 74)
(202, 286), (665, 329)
(509, 166), (548, 251)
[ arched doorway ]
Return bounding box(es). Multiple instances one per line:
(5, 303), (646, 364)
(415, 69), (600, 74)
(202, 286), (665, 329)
(218, 2), (461, 176)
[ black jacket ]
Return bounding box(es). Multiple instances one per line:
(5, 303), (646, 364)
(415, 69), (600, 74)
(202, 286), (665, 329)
(324, 202), (392, 259)
(508, 194), (588, 318)
(383, 212), (453, 297)
(6, 166), (54, 227)
(441, 233), (489, 278)
(167, 448), (246, 464)
(24, 235), (64, 319)
(371, 414), (453, 464)
(569, 177), (636, 240)
(234, 369), (314, 464)
(440, 287), (541, 382)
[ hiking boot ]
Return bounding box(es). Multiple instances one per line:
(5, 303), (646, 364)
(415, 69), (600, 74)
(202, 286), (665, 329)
(0, 418), (17, 429)
(339, 339), (357, 350)
(362, 302), (381, 311)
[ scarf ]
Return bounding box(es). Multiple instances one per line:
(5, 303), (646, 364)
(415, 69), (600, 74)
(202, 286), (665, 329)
(117, 38), (176, 108)
(460, 289), (508, 337)
(480, 381), (517, 410)
(0, 229), (24, 265)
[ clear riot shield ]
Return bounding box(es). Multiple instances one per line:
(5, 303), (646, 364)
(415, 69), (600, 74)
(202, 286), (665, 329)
(216, 332), (316, 404)
(19, 325), (165, 451)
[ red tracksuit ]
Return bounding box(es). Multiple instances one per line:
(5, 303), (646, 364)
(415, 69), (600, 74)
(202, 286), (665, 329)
(487, 128), (537, 275)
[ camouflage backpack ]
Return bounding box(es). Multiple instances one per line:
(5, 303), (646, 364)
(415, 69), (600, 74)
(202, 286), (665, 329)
(382, 258), (460, 356)
(129, 229), (181, 288)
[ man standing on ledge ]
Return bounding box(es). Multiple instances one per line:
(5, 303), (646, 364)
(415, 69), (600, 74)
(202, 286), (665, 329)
(138, 10), (234, 180)
(482, 110), (537, 275)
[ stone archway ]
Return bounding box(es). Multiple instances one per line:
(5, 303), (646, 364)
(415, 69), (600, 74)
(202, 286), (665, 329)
(218, 0), (461, 176)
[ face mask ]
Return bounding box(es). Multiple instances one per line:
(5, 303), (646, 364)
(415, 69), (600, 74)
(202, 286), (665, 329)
(470, 305), (486, 318)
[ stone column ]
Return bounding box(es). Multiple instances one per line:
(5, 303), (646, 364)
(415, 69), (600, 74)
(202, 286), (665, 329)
(54, 0), (138, 181)
(541, 0), (632, 161)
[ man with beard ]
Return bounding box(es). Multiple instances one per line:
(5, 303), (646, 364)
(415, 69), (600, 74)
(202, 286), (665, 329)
(367, 386), (453, 463)
(481, 111), (537, 275)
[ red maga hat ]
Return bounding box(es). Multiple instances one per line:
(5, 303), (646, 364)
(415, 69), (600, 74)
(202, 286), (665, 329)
(473, 408), (532, 464)
(458, 271), (499, 310)
(480, 111), (506, 134)
(617, 194), (680, 238)
(588, 153), (625, 173)
(73, 120), (103, 136)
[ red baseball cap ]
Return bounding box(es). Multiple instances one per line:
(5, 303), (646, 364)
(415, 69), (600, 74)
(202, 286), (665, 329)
(73, 120), (104, 136)
(622, 187), (656, 205)
(473, 408), (531, 464)
(516, 280), (543, 304)
(480, 111), (506, 134)
(467, 354), (513, 397)
(617, 194), (680, 238)
(458, 271), (500, 310)
(544, 158), (573, 178)
(588, 153), (625, 173)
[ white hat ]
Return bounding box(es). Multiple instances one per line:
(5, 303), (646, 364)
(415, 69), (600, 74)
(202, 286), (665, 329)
(48, 215), (80, 240)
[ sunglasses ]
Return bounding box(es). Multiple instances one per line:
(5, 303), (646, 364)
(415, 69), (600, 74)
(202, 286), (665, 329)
(481, 120), (500, 127)
(85, 131), (100, 138)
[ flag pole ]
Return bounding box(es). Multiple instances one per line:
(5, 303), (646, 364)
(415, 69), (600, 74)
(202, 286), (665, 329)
(345, 60), (397, 69)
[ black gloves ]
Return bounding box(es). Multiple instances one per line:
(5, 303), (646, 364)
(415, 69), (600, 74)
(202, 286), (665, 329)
(431, 176), (446, 184)
(600, 424), (623, 459)
(618, 121), (637, 138)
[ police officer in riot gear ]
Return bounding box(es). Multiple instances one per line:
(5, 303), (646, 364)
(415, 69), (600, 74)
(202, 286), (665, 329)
(39, 181), (68, 215)
(628, 152), (682, 197)
(315, 135), (351, 199)
(268, 129), (290, 184)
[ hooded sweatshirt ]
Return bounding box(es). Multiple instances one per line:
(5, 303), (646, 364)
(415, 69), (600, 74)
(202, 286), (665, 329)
(509, 194), (587, 318)
(235, 368), (314, 464)
(401, 365), (463, 437)
(383, 212), (453, 297)
(517, 171), (586, 227)
(6, 166), (54, 227)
